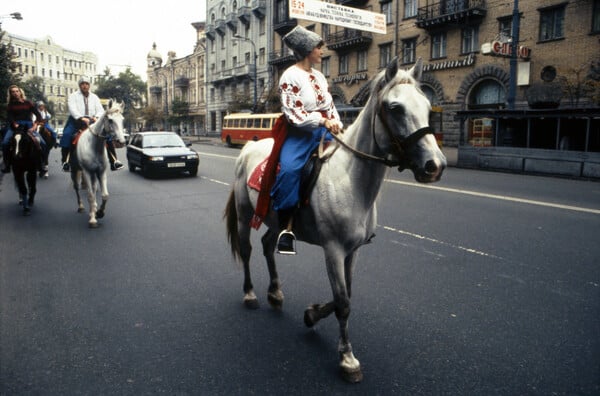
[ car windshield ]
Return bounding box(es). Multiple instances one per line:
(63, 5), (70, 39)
(143, 134), (185, 148)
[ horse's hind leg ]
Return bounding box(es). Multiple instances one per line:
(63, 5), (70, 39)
(95, 173), (109, 219)
(238, 222), (258, 309)
(262, 228), (284, 309)
(72, 171), (85, 212)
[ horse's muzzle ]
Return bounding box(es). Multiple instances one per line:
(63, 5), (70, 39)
(413, 156), (446, 183)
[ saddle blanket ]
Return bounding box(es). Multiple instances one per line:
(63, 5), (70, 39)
(248, 157), (279, 192)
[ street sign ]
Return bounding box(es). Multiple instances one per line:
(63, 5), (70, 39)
(289, 0), (387, 34)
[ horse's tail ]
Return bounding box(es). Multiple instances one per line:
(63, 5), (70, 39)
(224, 189), (242, 262)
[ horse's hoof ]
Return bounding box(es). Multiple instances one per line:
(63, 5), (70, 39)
(23, 208), (31, 216)
(340, 367), (363, 383)
(304, 305), (319, 328)
(89, 222), (98, 228)
(77, 207), (85, 213)
(96, 210), (105, 219)
(267, 290), (284, 310)
(243, 298), (260, 310)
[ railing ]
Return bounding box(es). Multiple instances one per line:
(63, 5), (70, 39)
(417, 0), (486, 28)
(327, 29), (372, 50)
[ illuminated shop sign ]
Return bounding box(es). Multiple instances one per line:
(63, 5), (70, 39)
(481, 41), (531, 59)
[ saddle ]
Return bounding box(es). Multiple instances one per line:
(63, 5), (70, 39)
(248, 148), (324, 207)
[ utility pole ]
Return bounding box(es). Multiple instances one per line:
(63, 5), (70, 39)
(507, 0), (520, 110)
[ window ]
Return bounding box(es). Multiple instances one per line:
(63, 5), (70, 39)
(259, 48), (265, 65)
(592, 0), (600, 33)
(404, 0), (418, 18)
(321, 24), (330, 41)
(322, 57), (330, 77)
(339, 54), (349, 75)
(539, 4), (565, 41)
(498, 16), (513, 40)
(381, 1), (393, 24)
(402, 38), (416, 64)
(379, 43), (393, 68)
(431, 32), (447, 59)
(260, 18), (266, 35)
(357, 50), (368, 71)
(461, 26), (479, 54)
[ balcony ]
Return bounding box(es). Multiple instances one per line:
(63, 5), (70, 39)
(215, 19), (227, 35)
(252, 0), (266, 18)
(268, 50), (296, 67)
(327, 29), (372, 52)
(238, 6), (252, 25)
(205, 24), (216, 40)
(149, 86), (162, 95)
(174, 77), (189, 88)
(336, 0), (369, 6)
(226, 12), (238, 31)
(273, 13), (297, 35)
(211, 63), (255, 84)
(416, 0), (486, 29)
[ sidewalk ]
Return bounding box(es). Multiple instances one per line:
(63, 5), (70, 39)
(187, 135), (458, 167)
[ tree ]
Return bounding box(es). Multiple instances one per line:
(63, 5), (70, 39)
(140, 105), (163, 131)
(0, 30), (21, 121)
(168, 98), (190, 128)
(95, 67), (147, 131)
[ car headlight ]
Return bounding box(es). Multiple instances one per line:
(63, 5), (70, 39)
(149, 156), (164, 161)
(186, 154), (198, 160)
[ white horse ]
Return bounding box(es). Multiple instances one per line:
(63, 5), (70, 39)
(224, 58), (447, 382)
(70, 100), (126, 228)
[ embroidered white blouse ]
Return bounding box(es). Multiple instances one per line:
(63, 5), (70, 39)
(278, 65), (342, 131)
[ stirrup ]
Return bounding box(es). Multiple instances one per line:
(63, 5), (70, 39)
(276, 230), (297, 255)
(62, 162), (70, 172)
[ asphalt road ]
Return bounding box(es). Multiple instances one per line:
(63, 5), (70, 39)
(1, 143), (599, 395)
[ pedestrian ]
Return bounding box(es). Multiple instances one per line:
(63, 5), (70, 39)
(36, 101), (57, 177)
(59, 76), (123, 171)
(267, 26), (343, 255)
(1, 85), (45, 173)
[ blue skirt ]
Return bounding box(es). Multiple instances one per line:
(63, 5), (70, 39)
(270, 126), (332, 211)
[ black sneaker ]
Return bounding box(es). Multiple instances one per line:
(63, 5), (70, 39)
(62, 162), (70, 172)
(112, 160), (124, 171)
(276, 230), (297, 255)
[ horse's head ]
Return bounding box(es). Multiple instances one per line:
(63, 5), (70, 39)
(11, 125), (37, 160)
(97, 99), (126, 145)
(369, 57), (446, 183)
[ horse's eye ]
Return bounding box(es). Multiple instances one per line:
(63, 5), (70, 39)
(387, 103), (405, 114)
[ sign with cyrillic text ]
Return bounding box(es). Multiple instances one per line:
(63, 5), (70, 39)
(289, 0), (387, 34)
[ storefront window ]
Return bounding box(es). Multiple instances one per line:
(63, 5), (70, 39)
(469, 80), (505, 108)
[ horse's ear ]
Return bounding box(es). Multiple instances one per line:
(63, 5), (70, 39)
(108, 99), (113, 109)
(409, 58), (423, 81)
(385, 56), (399, 83)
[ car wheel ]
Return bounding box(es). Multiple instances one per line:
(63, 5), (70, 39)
(226, 136), (233, 147)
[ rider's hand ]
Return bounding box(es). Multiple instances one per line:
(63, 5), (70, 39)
(323, 119), (342, 135)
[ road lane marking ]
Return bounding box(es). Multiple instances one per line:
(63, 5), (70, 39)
(385, 179), (600, 215)
(384, 225), (501, 259)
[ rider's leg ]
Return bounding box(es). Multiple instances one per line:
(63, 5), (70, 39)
(276, 207), (297, 255)
(60, 117), (77, 171)
(1, 128), (14, 173)
(106, 139), (123, 170)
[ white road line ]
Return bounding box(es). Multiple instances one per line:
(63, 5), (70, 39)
(385, 179), (600, 215)
(384, 225), (501, 259)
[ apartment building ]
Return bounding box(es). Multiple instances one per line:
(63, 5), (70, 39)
(146, 22), (207, 134)
(1, 33), (99, 126)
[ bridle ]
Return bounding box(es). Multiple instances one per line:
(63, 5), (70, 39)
(324, 91), (435, 171)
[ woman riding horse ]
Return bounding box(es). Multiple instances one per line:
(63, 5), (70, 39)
(258, 26), (343, 255)
(1, 85), (45, 173)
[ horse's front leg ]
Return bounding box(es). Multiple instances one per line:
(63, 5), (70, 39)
(84, 173), (98, 228)
(325, 249), (363, 383)
(262, 228), (284, 309)
(95, 172), (109, 219)
(72, 170), (85, 213)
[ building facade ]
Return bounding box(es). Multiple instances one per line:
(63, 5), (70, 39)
(267, 0), (600, 178)
(146, 23), (207, 134)
(204, 0), (275, 134)
(1, 33), (99, 126)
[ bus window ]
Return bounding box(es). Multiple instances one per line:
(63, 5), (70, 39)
(240, 119), (246, 128)
(261, 118), (270, 128)
(232, 119), (239, 128)
(253, 118), (261, 128)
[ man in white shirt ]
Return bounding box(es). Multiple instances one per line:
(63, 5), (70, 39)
(60, 76), (123, 171)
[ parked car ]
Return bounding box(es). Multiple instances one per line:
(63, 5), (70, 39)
(126, 131), (199, 178)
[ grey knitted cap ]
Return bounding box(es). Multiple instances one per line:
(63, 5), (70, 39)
(283, 26), (324, 61)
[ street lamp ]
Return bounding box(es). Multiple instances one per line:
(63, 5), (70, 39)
(233, 34), (257, 113)
(507, 0), (521, 110)
(0, 12), (23, 27)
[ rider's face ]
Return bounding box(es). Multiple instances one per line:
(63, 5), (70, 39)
(307, 45), (324, 65)
(9, 87), (21, 99)
(79, 82), (90, 94)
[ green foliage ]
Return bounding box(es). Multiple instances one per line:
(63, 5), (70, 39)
(0, 30), (22, 121)
(95, 67), (147, 130)
(168, 98), (190, 124)
(141, 105), (164, 130)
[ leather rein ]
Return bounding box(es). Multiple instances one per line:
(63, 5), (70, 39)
(322, 103), (434, 171)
